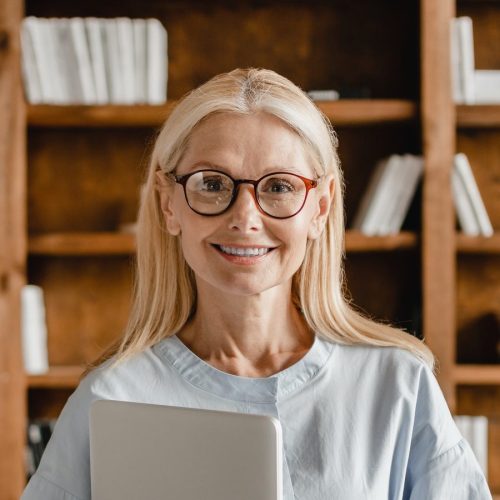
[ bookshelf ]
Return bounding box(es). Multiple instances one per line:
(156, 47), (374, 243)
(0, 0), (498, 498)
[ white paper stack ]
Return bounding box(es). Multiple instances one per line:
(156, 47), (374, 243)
(21, 285), (49, 375)
(20, 16), (168, 105)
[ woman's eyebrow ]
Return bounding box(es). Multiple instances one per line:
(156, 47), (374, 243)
(183, 161), (310, 176)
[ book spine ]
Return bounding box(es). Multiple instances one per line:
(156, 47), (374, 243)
(21, 285), (49, 374)
(457, 17), (475, 104)
(85, 17), (109, 104)
(104, 18), (124, 104)
(454, 153), (493, 237)
(133, 19), (147, 104)
(451, 161), (480, 235)
(20, 18), (43, 103)
(450, 18), (463, 103)
(147, 18), (168, 104)
(117, 17), (136, 104)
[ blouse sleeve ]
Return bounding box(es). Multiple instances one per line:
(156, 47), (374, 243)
(404, 363), (492, 500)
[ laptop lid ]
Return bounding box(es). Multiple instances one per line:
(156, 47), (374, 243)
(90, 400), (283, 500)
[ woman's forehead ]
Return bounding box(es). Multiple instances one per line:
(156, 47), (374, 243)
(178, 112), (317, 177)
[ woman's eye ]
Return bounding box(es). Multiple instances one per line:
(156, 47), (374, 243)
(201, 177), (228, 192)
(266, 180), (294, 193)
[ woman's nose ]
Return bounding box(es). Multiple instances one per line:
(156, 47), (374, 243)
(226, 185), (263, 231)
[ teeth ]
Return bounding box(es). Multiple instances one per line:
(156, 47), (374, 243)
(219, 245), (270, 256)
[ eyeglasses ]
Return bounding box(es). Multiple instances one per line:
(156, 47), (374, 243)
(167, 169), (319, 219)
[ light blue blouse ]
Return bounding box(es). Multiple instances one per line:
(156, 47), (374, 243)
(22, 334), (492, 499)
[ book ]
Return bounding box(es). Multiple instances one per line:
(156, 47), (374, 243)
(307, 90), (339, 101)
(20, 285), (49, 375)
(85, 17), (109, 104)
(147, 18), (168, 104)
(451, 17), (475, 104)
(474, 70), (500, 104)
(20, 18), (42, 103)
(354, 155), (401, 236)
(454, 153), (493, 237)
(452, 162), (480, 236)
(133, 19), (148, 104)
(385, 155), (423, 234)
(104, 18), (125, 104)
(117, 17), (136, 104)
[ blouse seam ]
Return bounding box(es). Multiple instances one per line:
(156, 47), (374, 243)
(36, 471), (84, 500)
(425, 436), (467, 468)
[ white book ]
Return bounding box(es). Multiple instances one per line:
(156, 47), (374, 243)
(474, 70), (500, 104)
(471, 416), (488, 478)
(45, 18), (69, 104)
(147, 18), (168, 104)
(457, 17), (475, 104)
(450, 18), (464, 103)
(351, 158), (390, 231)
(53, 18), (83, 104)
(21, 285), (49, 375)
(104, 18), (125, 103)
(452, 162), (480, 235)
(454, 153), (493, 236)
(24, 17), (58, 103)
(69, 17), (97, 104)
(117, 17), (136, 104)
(85, 17), (109, 104)
(20, 18), (43, 103)
(359, 155), (401, 236)
(133, 19), (148, 104)
(387, 155), (424, 234)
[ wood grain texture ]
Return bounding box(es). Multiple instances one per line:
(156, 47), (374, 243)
(458, 105), (500, 128)
(27, 100), (418, 127)
(0, 0), (26, 496)
(421, 0), (457, 408)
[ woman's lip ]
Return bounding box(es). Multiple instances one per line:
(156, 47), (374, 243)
(211, 244), (275, 264)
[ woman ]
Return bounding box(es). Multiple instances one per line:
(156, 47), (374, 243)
(22, 68), (491, 499)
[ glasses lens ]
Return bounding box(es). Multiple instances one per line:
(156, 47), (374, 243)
(257, 173), (307, 218)
(185, 171), (234, 214)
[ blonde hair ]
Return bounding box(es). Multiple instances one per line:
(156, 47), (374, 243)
(93, 68), (434, 372)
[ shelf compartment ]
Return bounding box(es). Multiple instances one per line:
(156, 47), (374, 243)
(456, 233), (500, 254)
(345, 231), (418, 252)
(27, 366), (85, 389)
(454, 365), (500, 385)
(29, 232), (136, 255)
(457, 105), (500, 128)
(27, 100), (418, 128)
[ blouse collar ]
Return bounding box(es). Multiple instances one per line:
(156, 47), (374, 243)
(154, 333), (334, 403)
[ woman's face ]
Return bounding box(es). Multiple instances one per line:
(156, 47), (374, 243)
(158, 111), (333, 298)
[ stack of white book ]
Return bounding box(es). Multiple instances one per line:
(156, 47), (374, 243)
(21, 17), (168, 105)
(453, 415), (488, 478)
(351, 154), (423, 236)
(452, 153), (493, 236)
(451, 17), (500, 104)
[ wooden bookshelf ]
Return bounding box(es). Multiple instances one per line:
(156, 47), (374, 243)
(1, 0), (498, 497)
(27, 99), (418, 128)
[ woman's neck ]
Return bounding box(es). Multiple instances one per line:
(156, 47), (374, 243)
(177, 283), (314, 377)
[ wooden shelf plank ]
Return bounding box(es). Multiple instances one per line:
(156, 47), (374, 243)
(456, 232), (500, 254)
(454, 365), (500, 385)
(27, 100), (418, 127)
(457, 105), (500, 128)
(345, 230), (418, 252)
(27, 365), (85, 388)
(318, 99), (418, 125)
(29, 232), (136, 256)
(29, 230), (418, 256)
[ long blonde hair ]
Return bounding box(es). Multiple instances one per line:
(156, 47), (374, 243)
(94, 68), (434, 371)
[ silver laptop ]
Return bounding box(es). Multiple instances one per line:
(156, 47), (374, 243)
(90, 400), (283, 500)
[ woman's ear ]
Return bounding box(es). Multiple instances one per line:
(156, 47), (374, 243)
(308, 175), (334, 240)
(155, 170), (181, 236)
